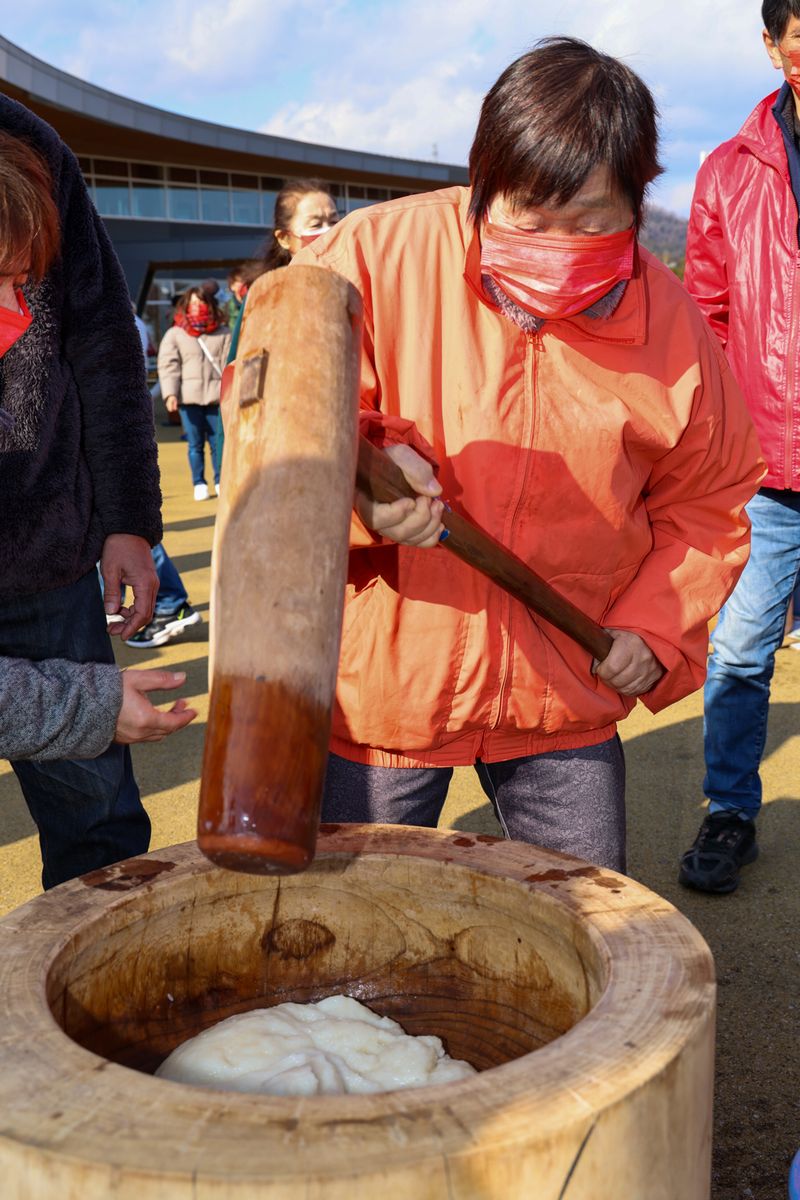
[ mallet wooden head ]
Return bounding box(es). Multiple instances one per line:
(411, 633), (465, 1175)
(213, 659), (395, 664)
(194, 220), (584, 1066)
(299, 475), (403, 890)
(198, 265), (362, 875)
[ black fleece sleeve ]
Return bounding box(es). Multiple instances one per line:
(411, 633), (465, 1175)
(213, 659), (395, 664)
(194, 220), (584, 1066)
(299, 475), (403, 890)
(58, 149), (163, 546)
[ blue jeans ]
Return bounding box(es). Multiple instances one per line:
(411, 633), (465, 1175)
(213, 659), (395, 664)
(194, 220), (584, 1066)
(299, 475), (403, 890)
(179, 404), (221, 486)
(152, 543), (188, 616)
(323, 736), (627, 871)
(704, 488), (800, 819)
(0, 569), (151, 888)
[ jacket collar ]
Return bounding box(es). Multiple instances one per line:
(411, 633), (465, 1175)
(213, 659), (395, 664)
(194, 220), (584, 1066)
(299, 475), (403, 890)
(734, 87), (792, 178)
(459, 188), (646, 346)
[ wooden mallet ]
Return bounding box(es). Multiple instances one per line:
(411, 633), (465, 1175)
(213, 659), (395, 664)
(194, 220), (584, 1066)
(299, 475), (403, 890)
(198, 265), (612, 877)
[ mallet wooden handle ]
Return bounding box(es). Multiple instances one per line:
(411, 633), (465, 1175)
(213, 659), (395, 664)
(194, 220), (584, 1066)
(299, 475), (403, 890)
(356, 435), (614, 663)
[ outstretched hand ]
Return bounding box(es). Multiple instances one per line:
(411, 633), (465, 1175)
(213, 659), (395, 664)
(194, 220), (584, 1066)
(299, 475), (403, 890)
(114, 669), (197, 744)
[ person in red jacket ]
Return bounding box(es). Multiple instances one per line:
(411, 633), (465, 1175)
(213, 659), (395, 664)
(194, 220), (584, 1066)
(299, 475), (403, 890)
(682, 0), (800, 893)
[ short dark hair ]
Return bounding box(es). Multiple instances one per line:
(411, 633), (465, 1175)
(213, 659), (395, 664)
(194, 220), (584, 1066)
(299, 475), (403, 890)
(763, 0), (800, 42)
(468, 38), (662, 227)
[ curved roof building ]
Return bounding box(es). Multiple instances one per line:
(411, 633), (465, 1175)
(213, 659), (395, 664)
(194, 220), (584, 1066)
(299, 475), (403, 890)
(0, 35), (467, 320)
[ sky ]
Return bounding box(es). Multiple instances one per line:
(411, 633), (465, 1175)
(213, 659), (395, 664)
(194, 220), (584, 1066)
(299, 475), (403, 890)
(0, 1), (782, 215)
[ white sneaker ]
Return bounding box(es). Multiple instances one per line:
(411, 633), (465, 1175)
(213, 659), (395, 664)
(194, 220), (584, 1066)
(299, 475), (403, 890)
(194, 483), (209, 501)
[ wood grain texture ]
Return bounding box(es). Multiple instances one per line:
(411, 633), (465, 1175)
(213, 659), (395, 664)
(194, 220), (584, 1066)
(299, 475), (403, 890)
(199, 266), (362, 873)
(0, 826), (715, 1198)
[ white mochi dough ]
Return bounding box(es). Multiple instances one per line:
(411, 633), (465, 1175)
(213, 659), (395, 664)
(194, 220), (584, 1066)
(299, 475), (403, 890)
(155, 994), (477, 1096)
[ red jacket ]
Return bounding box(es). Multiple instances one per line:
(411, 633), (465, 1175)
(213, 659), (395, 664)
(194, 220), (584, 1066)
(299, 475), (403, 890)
(685, 89), (800, 489)
(296, 188), (762, 767)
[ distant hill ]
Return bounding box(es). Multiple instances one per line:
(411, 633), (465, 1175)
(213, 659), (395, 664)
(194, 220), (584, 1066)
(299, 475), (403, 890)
(639, 204), (688, 276)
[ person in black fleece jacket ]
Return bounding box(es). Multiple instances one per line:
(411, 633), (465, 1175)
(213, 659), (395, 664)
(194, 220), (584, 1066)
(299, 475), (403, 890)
(0, 93), (165, 889)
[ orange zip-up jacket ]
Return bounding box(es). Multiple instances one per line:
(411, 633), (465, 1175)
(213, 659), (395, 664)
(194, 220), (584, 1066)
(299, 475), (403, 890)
(296, 187), (764, 768)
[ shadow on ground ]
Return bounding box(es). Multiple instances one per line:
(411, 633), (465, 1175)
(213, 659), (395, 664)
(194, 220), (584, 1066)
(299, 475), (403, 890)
(170, 549), (213, 576)
(164, 515), (218, 534)
(451, 707), (800, 1200)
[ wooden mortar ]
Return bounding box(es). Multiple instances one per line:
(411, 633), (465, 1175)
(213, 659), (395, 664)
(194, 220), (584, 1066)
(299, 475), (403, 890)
(0, 826), (714, 1198)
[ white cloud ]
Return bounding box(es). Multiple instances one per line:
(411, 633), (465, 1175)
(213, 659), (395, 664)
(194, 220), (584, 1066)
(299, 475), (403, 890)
(60, 0), (301, 100)
(573, 0), (764, 76)
(661, 105), (719, 133)
(263, 58), (484, 162)
(261, 0), (775, 167)
(1, 0), (785, 212)
(653, 177), (699, 216)
(160, 0), (295, 77)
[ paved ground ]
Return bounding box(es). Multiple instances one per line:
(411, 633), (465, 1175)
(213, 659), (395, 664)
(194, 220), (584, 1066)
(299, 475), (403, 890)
(0, 423), (797, 1198)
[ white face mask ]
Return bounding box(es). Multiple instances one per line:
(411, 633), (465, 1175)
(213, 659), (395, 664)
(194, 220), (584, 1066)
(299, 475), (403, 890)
(297, 226), (333, 247)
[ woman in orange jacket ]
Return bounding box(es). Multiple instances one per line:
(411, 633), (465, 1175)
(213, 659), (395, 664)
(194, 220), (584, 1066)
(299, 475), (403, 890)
(296, 37), (764, 872)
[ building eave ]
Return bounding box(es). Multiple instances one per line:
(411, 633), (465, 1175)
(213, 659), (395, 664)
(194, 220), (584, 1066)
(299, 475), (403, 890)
(0, 35), (468, 186)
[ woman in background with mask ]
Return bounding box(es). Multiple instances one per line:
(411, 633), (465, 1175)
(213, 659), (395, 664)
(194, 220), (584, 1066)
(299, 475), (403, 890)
(294, 37), (764, 873)
(158, 286), (231, 501)
(227, 179), (339, 361)
(246, 177), (339, 275)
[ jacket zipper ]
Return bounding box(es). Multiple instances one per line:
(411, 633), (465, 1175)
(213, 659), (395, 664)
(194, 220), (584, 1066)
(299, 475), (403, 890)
(762, 121), (799, 489)
(491, 330), (541, 730)
(787, 251), (800, 488)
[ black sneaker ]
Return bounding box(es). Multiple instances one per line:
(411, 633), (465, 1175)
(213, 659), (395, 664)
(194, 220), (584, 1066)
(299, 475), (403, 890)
(125, 604), (202, 649)
(678, 812), (758, 894)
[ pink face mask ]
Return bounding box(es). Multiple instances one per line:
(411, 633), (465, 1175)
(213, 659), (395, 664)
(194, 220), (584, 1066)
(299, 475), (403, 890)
(780, 42), (800, 96)
(0, 290), (32, 357)
(480, 222), (635, 321)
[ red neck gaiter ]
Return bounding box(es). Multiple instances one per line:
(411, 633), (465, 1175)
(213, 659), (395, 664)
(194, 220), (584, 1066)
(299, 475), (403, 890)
(0, 290), (32, 357)
(175, 304), (219, 337)
(480, 223), (635, 321)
